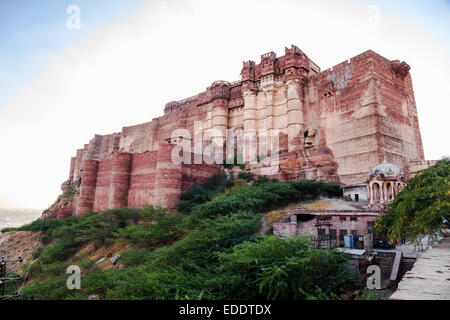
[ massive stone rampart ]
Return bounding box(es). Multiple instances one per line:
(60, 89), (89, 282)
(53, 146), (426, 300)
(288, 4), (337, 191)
(52, 45), (425, 219)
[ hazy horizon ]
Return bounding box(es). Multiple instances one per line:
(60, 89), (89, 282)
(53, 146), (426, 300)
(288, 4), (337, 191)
(0, 207), (42, 230)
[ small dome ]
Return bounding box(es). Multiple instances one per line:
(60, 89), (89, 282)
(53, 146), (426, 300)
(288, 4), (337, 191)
(369, 161), (404, 180)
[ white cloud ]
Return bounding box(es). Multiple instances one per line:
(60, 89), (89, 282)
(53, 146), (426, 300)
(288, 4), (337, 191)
(0, 0), (448, 209)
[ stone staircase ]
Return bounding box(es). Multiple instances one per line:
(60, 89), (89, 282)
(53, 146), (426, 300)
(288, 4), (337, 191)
(398, 256), (416, 279)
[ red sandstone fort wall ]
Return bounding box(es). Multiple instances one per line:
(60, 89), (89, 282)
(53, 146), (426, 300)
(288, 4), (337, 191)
(56, 46), (425, 219)
(93, 158), (112, 212)
(76, 160), (98, 216)
(127, 151), (157, 208)
(108, 153), (132, 209)
(310, 50), (424, 187)
(70, 144), (220, 216)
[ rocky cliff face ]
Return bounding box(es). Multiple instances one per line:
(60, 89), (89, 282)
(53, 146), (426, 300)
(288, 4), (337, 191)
(48, 45), (424, 219)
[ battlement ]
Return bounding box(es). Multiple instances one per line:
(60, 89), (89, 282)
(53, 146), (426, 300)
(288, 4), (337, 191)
(261, 51), (276, 61)
(241, 45), (323, 81)
(285, 44), (303, 55)
(208, 80), (230, 101)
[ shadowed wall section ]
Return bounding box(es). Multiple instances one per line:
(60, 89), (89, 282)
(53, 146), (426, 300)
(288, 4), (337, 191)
(93, 158), (113, 212)
(153, 142), (182, 210)
(128, 151), (157, 208)
(108, 153), (132, 209)
(76, 160), (98, 216)
(73, 147), (221, 216)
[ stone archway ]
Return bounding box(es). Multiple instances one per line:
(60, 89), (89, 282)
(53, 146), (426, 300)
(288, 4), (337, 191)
(373, 182), (381, 204)
(386, 182), (392, 201)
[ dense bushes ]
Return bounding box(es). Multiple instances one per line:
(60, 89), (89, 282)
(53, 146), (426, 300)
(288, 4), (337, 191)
(113, 210), (183, 248)
(34, 208), (150, 264)
(215, 236), (348, 299)
(185, 178), (342, 226)
(150, 211), (261, 270)
(178, 173), (341, 216)
(18, 174), (347, 300)
(178, 172), (233, 212)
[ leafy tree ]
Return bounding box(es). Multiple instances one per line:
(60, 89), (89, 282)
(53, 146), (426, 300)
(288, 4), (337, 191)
(375, 157), (450, 244)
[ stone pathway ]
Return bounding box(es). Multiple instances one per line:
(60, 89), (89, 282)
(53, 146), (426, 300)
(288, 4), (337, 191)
(390, 234), (450, 300)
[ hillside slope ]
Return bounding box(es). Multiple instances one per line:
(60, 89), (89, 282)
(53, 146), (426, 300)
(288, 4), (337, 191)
(2, 174), (350, 300)
(0, 231), (39, 274)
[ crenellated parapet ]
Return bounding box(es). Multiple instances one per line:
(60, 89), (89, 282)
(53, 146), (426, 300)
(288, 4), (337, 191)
(240, 45), (318, 85)
(209, 80), (230, 101)
(241, 60), (256, 82)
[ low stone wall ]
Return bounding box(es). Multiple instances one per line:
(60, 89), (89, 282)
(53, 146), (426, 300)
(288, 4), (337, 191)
(273, 223), (296, 238)
(374, 250), (396, 281)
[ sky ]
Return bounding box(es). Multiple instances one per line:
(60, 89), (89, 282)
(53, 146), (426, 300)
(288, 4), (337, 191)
(0, 0), (449, 209)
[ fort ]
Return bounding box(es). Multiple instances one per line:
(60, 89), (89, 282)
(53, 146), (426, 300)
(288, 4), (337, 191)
(45, 45), (433, 220)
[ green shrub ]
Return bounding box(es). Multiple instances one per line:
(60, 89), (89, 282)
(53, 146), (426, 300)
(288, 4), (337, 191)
(39, 243), (75, 263)
(354, 288), (379, 300)
(114, 213), (183, 248)
(151, 211), (261, 270)
(215, 236), (348, 299)
(120, 249), (155, 267)
(253, 175), (270, 186)
(185, 179), (336, 226)
(178, 172), (233, 212)
(237, 171), (254, 182)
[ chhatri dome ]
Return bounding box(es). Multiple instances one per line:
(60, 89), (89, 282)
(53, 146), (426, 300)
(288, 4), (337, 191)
(369, 161), (404, 180)
(367, 161), (406, 206)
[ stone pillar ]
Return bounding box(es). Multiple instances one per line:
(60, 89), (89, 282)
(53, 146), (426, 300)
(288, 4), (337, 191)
(286, 79), (304, 152)
(263, 85), (277, 154)
(69, 157), (76, 181)
(108, 153), (132, 209)
(73, 149), (84, 182)
(242, 90), (258, 164)
(76, 160), (99, 216)
(212, 103), (228, 140)
(391, 183), (394, 201)
(153, 142), (182, 210)
(212, 102), (228, 161)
